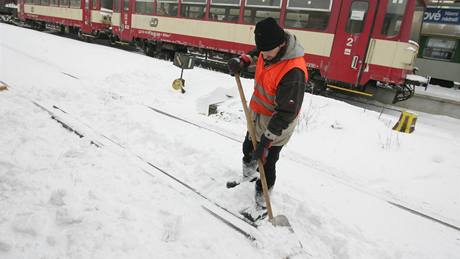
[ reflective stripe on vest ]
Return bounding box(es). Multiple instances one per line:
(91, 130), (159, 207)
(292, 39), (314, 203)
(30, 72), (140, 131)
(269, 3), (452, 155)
(250, 54), (308, 116)
(251, 93), (275, 113)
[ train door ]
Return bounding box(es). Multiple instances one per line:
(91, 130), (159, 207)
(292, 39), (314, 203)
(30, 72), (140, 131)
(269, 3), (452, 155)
(82, 0), (92, 33)
(326, 0), (377, 87)
(119, 0), (132, 41)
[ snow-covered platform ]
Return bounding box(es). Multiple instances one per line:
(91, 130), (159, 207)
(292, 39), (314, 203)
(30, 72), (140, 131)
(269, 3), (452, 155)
(1, 23), (460, 259)
(397, 85), (460, 119)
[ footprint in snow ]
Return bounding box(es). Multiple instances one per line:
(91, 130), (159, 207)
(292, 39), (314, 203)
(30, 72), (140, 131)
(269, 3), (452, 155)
(55, 208), (83, 226)
(0, 241), (11, 252)
(49, 189), (67, 207)
(160, 210), (182, 243)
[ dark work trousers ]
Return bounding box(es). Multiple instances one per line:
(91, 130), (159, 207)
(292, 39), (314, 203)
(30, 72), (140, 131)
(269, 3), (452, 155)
(242, 132), (283, 192)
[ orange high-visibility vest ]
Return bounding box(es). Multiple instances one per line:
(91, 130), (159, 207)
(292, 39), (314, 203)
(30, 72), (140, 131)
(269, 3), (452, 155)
(250, 54), (308, 116)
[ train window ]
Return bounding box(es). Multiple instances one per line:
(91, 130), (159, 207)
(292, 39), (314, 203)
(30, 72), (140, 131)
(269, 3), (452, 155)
(101, 0), (112, 10)
(285, 0), (331, 31)
(33, 0), (40, 4)
(42, 0), (50, 5)
(287, 0), (332, 11)
(246, 0), (280, 8)
(209, 0), (240, 22)
(285, 11), (330, 30)
(135, 0), (154, 14)
(70, 0), (80, 8)
(423, 38), (457, 61)
(345, 1), (368, 34)
(123, 0), (128, 10)
(181, 0), (206, 19)
(113, 0), (119, 11)
(61, 0), (69, 7)
(211, 0), (239, 4)
(26, 0), (33, 4)
(50, 0), (58, 6)
(244, 0), (281, 24)
(287, 0), (332, 31)
(92, 0), (98, 9)
(156, 0), (178, 17)
(209, 6), (240, 22)
(243, 9), (281, 24)
(381, 0), (408, 36)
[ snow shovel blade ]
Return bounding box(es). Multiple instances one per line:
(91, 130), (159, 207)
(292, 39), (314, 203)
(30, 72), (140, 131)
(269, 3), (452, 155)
(268, 215), (308, 257)
(272, 215), (293, 230)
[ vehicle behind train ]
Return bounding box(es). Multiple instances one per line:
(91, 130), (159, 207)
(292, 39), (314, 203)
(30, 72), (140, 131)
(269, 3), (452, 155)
(415, 7), (460, 89)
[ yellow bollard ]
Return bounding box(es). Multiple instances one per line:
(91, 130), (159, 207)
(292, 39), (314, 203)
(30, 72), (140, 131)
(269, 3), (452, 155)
(393, 111), (417, 133)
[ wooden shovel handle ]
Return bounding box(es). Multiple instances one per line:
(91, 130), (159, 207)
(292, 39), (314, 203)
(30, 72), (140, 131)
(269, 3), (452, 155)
(234, 74), (274, 221)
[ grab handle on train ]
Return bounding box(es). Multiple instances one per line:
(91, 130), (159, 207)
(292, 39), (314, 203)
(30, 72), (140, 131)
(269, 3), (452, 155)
(351, 56), (359, 69)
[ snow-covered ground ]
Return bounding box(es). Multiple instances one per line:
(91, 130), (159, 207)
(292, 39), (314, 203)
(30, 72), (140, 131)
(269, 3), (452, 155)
(407, 74), (460, 101)
(417, 83), (460, 101)
(1, 23), (460, 258)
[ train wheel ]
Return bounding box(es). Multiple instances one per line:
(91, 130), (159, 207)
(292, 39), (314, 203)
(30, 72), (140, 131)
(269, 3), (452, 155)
(37, 21), (45, 31)
(59, 25), (65, 35)
(394, 83), (415, 103)
(307, 70), (326, 94)
(167, 50), (175, 61)
(135, 39), (145, 50)
(77, 30), (84, 41)
(144, 43), (156, 57)
(307, 79), (326, 94)
(109, 35), (118, 46)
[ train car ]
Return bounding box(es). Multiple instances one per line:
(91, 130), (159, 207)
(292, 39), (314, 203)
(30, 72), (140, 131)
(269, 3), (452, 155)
(110, 0), (427, 103)
(415, 7), (460, 88)
(0, 0), (17, 15)
(14, 0), (427, 103)
(16, 0), (112, 37)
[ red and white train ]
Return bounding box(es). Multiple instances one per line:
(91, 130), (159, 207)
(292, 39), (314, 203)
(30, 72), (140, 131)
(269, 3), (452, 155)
(13, 0), (428, 103)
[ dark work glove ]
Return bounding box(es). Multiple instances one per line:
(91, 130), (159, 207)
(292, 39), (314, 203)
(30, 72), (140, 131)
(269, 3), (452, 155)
(227, 54), (251, 75)
(252, 134), (273, 164)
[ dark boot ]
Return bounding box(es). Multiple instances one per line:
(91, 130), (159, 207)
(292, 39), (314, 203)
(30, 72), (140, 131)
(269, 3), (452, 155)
(254, 181), (273, 208)
(242, 159), (258, 178)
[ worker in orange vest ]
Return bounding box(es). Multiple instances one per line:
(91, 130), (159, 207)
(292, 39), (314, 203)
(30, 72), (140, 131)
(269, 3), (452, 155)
(228, 17), (308, 208)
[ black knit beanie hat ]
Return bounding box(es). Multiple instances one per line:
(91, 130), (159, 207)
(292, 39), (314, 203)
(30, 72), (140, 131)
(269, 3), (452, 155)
(254, 17), (285, 51)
